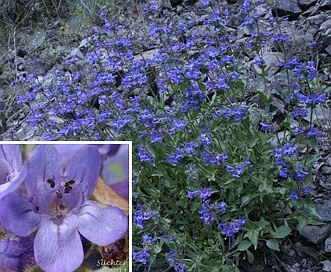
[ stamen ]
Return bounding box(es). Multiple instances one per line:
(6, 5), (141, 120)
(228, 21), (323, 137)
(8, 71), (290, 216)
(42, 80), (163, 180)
(46, 178), (55, 188)
(55, 189), (62, 199)
(64, 186), (72, 194)
(57, 204), (66, 211)
(67, 179), (76, 185)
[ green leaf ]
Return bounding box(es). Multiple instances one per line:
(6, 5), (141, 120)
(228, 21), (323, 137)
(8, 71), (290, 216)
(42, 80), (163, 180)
(165, 240), (177, 250)
(297, 216), (307, 234)
(235, 81), (245, 89)
(151, 170), (164, 177)
(240, 193), (259, 207)
(272, 225), (292, 239)
(259, 182), (273, 200)
(237, 240), (252, 251)
(266, 239), (280, 251)
(244, 219), (260, 230)
(246, 250), (254, 264)
(245, 230), (259, 250)
(258, 91), (272, 103)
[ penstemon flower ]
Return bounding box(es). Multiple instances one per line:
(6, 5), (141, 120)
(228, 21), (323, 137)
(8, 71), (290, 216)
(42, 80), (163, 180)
(0, 145), (28, 199)
(0, 145), (128, 272)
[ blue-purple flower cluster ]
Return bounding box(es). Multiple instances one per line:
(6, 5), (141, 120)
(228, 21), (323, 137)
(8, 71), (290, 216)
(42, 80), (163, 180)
(10, 0), (328, 270)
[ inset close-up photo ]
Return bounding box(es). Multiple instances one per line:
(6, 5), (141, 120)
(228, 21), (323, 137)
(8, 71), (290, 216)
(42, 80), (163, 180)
(0, 143), (131, 272)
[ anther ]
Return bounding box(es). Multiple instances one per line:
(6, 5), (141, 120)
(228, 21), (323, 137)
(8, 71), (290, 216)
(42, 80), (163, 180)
(67, 179), (75, 185)
(64, 186), (72, 194)
(46, 178), (55, 188)
(55, 189), (62, 199)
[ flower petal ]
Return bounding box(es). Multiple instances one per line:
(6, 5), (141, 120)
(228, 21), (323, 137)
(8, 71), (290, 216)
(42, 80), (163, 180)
(0, 159), (12, 185)
(101, 145), (129, 186)
(25, 145), (63, 202)
(110, 178), (129, 201)
(0, 162), (28, 199)
(34, 218), (83, 272)
(54, 144), (85, 166)
(0, 144), (22, 172)
(0, 193), (41, 236)
(0, 236), (36, 272)
(64, 146), (101, 198)
(77, 200), (128, 246)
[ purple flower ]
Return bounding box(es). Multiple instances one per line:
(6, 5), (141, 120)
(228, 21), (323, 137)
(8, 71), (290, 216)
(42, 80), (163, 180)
(302, 186), (313, 195)
(279, 168), (289, 179)
(218, 216), (245, 237)
(283, 143), (298, 157)
(260, 121), (273, 132)
(289, 189), (299, 200)
(218, 152), (228, 162)
(307, 125), (323, 138)
(294, 164), (308, 181)
(133, 248), (150, 264)
(187, 190), (199, 199)
(226, 165), (235, 173)
(199, 188), (212, 200)
(0, 145), (28, 199)
(0, 145), (128, 272)
(200, 134), (213, 145)
(167, 147), (184, 165)
(232, 165), (245, 178)
(0, 235), (36, 271)
(138, 146), (155, 163)
(243, 158), (252, 168)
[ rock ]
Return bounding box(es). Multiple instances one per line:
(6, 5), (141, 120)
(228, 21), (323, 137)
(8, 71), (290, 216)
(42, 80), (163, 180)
(321, 260), (331, 272)
(316, 200), (331, 222)
(326, 44), (331, 56)
(320, 18), (331, 31)
(297, 0), (317, 8)
(30, 31), (46, 51)
(321, 166), (331, 174)
(69, 48), (85, 61)
(305, 105), (331, 130)
(270, 131), (292, 148)
(305, 13), (328, 25)
(301, 223), (331, 244)
(0, 50), (15, 66)
(67, 17), (84, 34)
(251, 52), (283, 76)
(272, 0), (302, 17)
(320, 0), (331, 9)
(79, 38), (90, 56)
(325, 237), (331, 252)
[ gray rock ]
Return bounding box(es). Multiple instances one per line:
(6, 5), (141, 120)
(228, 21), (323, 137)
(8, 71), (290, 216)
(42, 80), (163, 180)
(67, 17), (83, 34)
(0, 50), (15, 66)
(321, 260), (331, 272)
(270, 131), (292, 148)
(301, 223), (331, 244)
(321, 166), (331, 174)
(251, 52), (283, 76)
(30, 31), (46, 52)
(325, 237), (331, 252)
(303, 105), (331, 130)
(316, 200), (331, 222)
(326, 44), (331, 56)
(305, 13), (328, 25)
(320, 0), (331, 8)
(326, 157), (331, 166)
(272, 0), (302, 17)
(78, 38), (90, 56)
(297, 0), (317, 8)
(320, 18), (331, 31)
